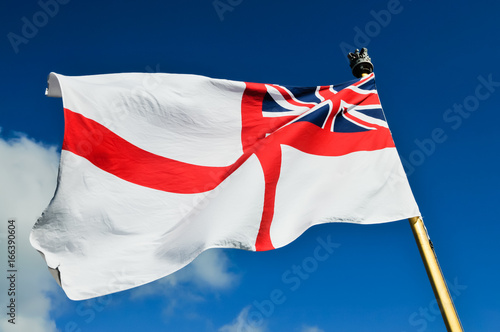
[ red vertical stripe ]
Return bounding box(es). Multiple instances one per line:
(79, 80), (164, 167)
(254, 145), (281, 251)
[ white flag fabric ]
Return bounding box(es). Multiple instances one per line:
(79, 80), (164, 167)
(31, 72), (420, 300)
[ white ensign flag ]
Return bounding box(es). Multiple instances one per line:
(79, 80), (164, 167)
(31, 72), (419, 300)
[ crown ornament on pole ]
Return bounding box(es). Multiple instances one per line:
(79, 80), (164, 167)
(347, 48), (374, 78)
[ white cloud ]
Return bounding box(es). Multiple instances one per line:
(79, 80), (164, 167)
(0, 134), (61, 332)
(300, 326), (325, 332)
(217, 309), (324, 332)
(129, 249), (240, 323)
(130, 248), (239, 300)
(218, 306), (266, 332)
(190, 249), (239, 289)
(162, 248), (239, 290)
(1, 314), (58, 332)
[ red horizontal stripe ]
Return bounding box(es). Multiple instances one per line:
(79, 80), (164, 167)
(271, 121), (395, 156)
(62, 109), (234, 194)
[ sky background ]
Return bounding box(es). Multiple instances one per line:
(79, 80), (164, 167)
(1, 0), (499, 331)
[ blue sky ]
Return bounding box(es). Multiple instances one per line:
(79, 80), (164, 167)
(1, 0), (499, 331)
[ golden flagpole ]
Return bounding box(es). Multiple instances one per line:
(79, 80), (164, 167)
(408, 216), (463, 331)
(347, 48), (464, 332)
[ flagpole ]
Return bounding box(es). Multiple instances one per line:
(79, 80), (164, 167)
(347, 48), (464, 332)
(408, 216), (463, 331)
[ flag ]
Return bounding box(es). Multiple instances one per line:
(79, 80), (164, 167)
(30, 72), (419, 300)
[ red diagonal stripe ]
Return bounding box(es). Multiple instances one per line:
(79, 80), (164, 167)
(63, 108), (234, 194)
(343, 110), (386, 131)
(268, 84), (317, 108)
(351, 73), (375, 86)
